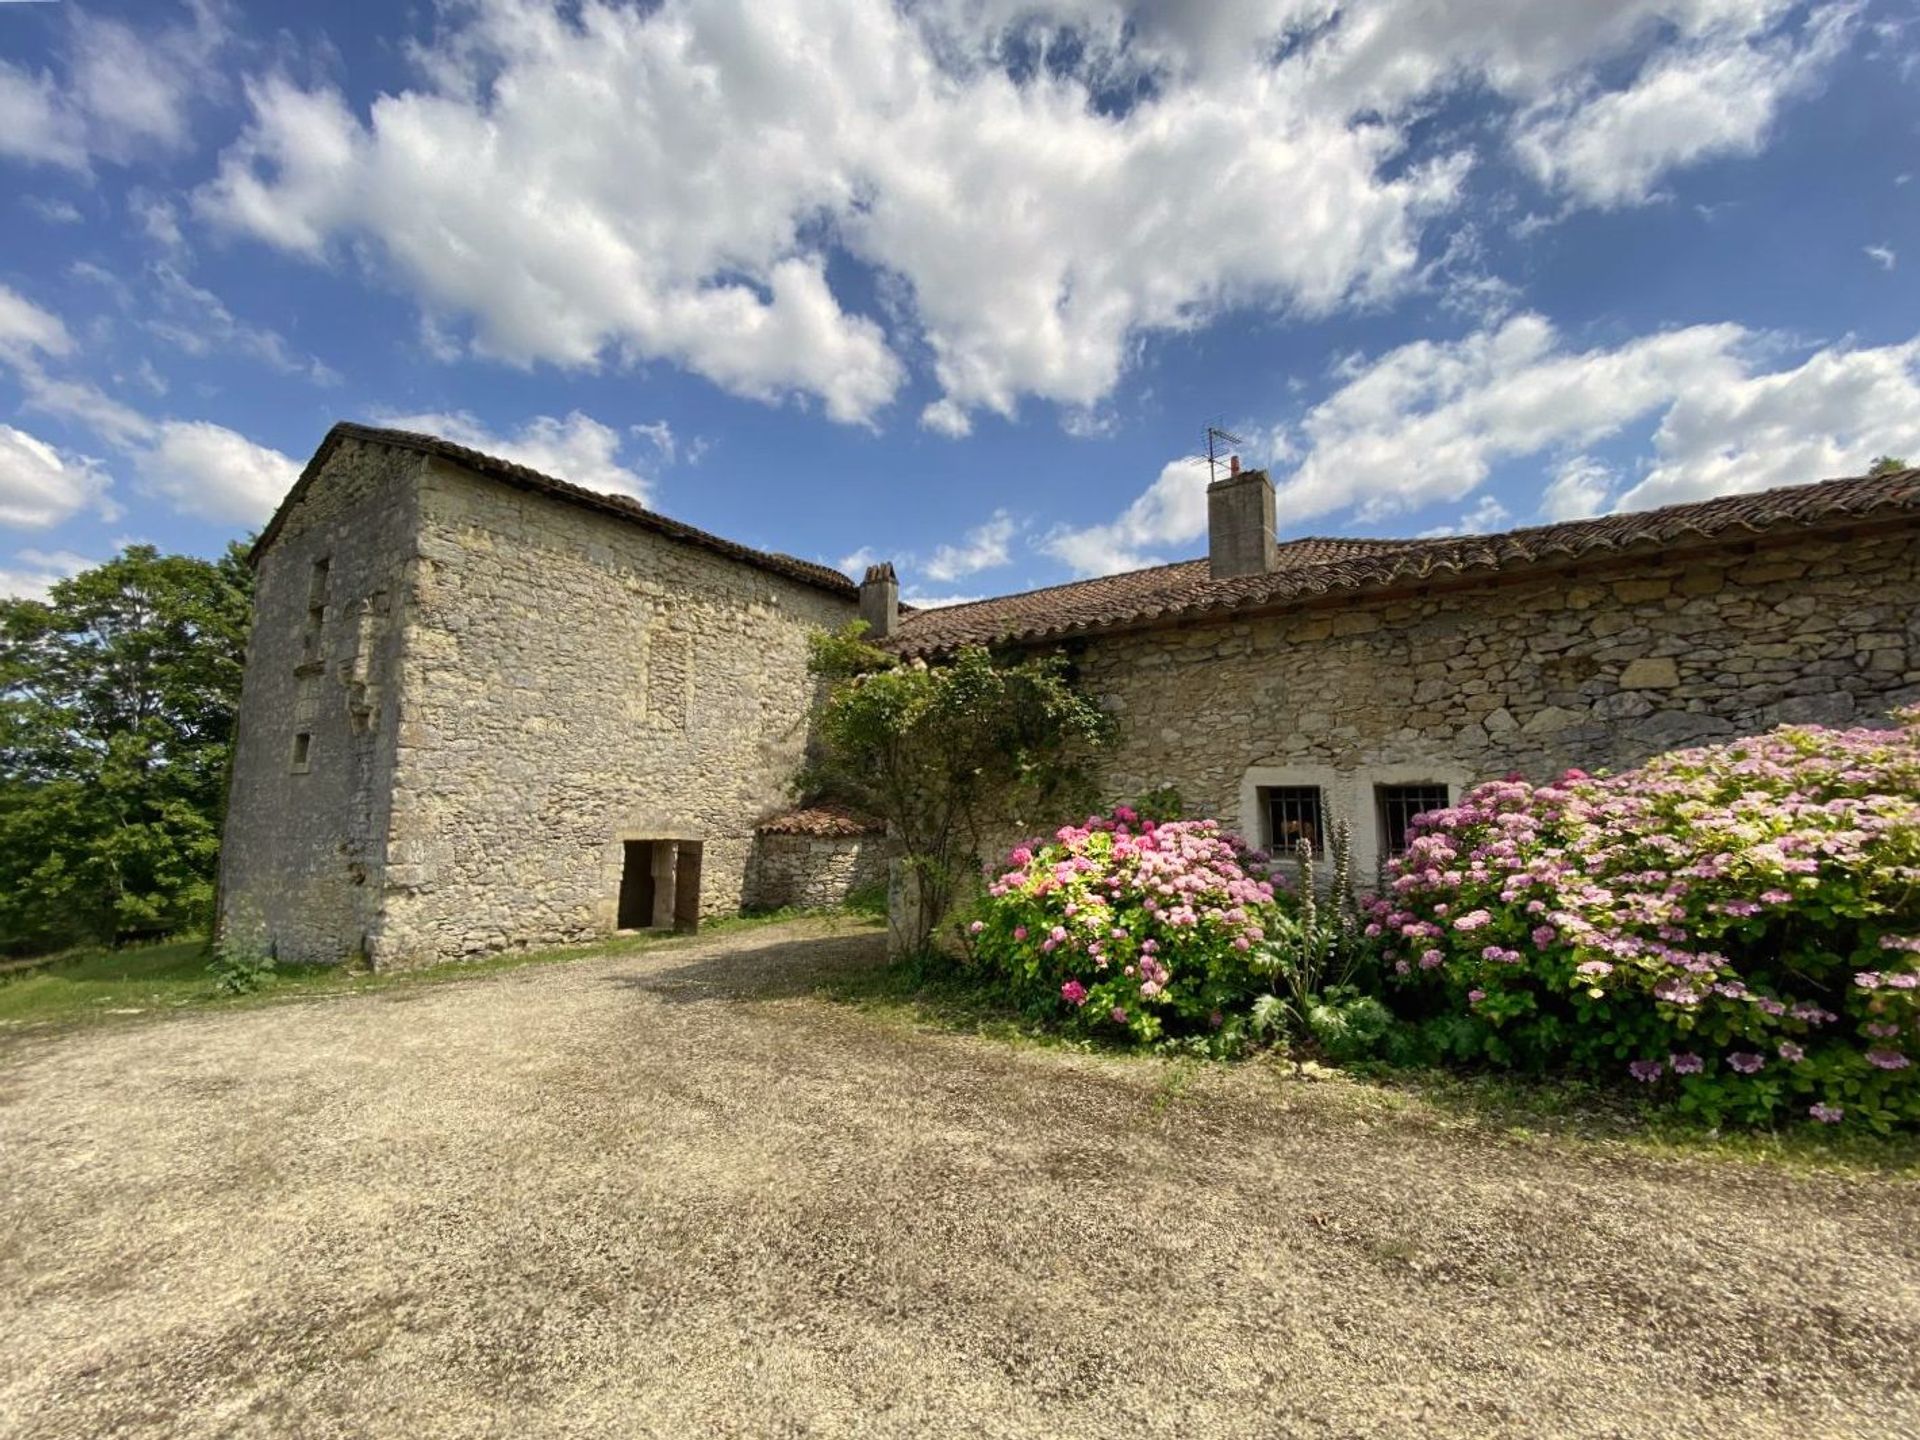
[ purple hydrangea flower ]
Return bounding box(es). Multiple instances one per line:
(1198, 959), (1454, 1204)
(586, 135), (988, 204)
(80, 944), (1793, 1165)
(1727, 1052), (1766, 1074)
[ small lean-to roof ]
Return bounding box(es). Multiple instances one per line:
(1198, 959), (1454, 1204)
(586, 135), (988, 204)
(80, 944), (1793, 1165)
(252, 422), (860, 600)
(755, 804), (884, 837)
(889, 468), (1920, 656)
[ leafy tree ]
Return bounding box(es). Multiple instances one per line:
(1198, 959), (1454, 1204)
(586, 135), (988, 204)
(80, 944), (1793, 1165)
(802, 624), (1113, 954)
(0, 544), (253, 953)
(1868, 455), (1909, 477)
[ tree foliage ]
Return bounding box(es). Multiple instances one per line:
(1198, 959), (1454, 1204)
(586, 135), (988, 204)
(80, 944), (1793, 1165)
(0, 544), (253, 953)
(1868, 455), (1910, 477)
(802, 624), (1113, 952)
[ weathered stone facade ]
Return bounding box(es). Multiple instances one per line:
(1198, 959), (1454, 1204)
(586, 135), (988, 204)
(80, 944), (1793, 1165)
(222, 431), (857, 967)
(225, 426), (1919, 969)
(1069, 527), (1920, 879)
(220, 437), (421, 963)
(744, 832), (888, 911)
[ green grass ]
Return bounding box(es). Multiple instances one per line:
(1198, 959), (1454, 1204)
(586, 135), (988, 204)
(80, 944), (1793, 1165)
(0, 908), (857, 1034)
(818, 955), (1920, 1176)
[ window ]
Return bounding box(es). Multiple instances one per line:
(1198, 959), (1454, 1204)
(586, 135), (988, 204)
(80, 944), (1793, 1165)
(290, 732), (312, 773)
(1378, 783), (1450, 857)
(302, 558), (331, 661)
(1264, 786), (1325, 856)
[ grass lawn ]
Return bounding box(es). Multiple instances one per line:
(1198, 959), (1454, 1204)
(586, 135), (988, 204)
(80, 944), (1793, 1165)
(0, 908), (853, 1032)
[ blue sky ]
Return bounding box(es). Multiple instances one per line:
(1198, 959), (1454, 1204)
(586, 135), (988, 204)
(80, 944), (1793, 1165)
(0, 0), (1915, 604)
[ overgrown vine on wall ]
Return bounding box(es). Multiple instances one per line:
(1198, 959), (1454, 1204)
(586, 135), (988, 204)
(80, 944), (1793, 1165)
(800, 623), (1114, 954)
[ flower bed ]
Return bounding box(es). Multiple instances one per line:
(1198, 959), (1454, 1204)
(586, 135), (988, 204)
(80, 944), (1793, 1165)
(965, 808), (1288, 1043)
(1374, 712), (1920, 1129)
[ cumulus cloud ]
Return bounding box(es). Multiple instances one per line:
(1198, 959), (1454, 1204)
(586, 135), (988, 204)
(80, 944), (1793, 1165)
(1043, 458), (1210, 575)
(381, 409), (655, 502)
(134, 421), (301, 525)
(925, 510), (1016, 581)
(1538, 454), (1615, 521)
(0, 425), (114, 529)
(0, 547), (95, 602)
(0, 2), (230, 170)
(1050, 314), (1920, 570)
(1513, 3), (1855, 208)
(197, 0), (1843, 432)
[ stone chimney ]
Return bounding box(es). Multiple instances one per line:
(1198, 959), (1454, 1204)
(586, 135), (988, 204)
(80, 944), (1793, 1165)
(1207, 458), (1277, 580)
(859, 561), (898, 639)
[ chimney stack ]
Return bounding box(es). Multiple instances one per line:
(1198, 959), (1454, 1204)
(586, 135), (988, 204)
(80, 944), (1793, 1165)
(1207, 462), (1276, 579)
(859, 561), (898, 639)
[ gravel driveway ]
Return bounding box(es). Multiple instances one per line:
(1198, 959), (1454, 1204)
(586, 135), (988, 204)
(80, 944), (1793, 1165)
(2, 917), (1916, 1439)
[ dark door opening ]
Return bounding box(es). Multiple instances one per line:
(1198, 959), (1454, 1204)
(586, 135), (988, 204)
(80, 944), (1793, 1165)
(617, 840), (657, 930)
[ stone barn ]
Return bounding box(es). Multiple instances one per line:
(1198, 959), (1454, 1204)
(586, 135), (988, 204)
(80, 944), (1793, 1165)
(220, 423), (861, 967)
(221, 421), (1920, 967)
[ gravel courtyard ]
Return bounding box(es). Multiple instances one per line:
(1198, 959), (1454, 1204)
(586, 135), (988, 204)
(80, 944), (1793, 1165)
(3, 917), (1916, 1439)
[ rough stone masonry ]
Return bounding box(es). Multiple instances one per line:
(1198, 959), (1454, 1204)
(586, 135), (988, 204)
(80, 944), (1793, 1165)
(221, 424), (1920, 967)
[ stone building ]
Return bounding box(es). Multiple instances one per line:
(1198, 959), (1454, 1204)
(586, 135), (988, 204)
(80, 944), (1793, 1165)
(885, 461), (1920, 882)
(222, 422), (1920, 966)
(221, 424), (861, 967)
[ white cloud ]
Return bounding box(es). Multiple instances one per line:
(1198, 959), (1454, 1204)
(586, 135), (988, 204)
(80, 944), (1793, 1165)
(1538, 454), (1615, 521)
(380, 409), (654, 502)
(134, 421), (301, 526)
(23, 195), (83, 225)
(0, 548), (94, 603)
(1866, 243), (1897, 271)
(1274, 313), (1751, 523)
(1043, 458), (1210, 575)
(901, 588), (988, 609)
(1054, 314), (1920, 570)
(144, 263), (339, 384)
(837, 545), (881, 579)
(1417, 492), (1511, 538)
(925, 510), (1016, 581)
(1513, 3), (1854, 208)
(0, 3), (229, 170)
(0, 283), (74, 363)
(0, 425), (113, 529)
(201, 0), (1844, 432)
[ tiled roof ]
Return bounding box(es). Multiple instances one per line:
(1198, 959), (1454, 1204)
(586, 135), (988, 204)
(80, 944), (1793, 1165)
(755, 804), (884, 837)
(890, 468), (1920, 656)
(254, 422), (860, 600)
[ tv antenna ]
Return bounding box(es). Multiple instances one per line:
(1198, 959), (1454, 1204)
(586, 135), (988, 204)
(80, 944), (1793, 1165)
(1196, 422), (1245, 483)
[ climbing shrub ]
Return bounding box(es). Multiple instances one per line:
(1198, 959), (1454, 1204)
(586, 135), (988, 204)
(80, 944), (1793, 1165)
(1374, 711), (1920, 1130)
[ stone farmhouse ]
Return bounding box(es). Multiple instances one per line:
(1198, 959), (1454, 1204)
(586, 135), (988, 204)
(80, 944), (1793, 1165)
(220, 422), (1920, 967)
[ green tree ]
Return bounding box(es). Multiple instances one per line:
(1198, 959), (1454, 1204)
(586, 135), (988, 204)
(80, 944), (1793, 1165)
(1868, 455), (1909, 477)
(0, 544), (253, 953)
(802, 624), (1113, 953)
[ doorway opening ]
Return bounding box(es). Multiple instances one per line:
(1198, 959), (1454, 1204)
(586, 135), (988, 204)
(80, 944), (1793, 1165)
(617, 839), (705, 932)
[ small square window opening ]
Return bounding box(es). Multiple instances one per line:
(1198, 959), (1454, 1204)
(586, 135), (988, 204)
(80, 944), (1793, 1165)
(1378, 783), (1451, 857)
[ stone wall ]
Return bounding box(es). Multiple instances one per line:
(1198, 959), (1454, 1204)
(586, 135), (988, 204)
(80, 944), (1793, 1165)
(1071, 525), (1920, 881)
(371, 458), (857, 966)
(744, 833), (887, 911)
(219, 438), (424, 963)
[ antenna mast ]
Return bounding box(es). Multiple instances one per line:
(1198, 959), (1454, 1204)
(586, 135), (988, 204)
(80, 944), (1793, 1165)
(1203, 423), (1246, 484)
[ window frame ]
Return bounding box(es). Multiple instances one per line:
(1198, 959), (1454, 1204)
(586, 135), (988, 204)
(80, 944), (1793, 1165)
(1376, 781), (1451, 859)
(290, 732), (313, 774)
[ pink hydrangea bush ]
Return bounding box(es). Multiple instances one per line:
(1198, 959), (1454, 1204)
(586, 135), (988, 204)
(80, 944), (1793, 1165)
(1374, 712), (1920, 1129)
(966, 807), (1289, 1044)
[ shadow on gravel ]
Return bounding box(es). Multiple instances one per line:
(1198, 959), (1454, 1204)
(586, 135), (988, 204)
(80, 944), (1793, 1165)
(606, 930), (888, 1005)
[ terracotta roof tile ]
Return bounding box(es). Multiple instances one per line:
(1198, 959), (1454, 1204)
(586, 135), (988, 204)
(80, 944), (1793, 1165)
(255, 422), (859, 600)
(756, 804), (885, 837)
(890, 469), (1920, 655)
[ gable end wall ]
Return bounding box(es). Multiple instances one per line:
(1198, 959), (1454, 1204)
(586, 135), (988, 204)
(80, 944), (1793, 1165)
(370, 458), (856, 966)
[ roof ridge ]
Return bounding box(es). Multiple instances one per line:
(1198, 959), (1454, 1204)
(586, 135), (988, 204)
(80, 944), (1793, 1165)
(891, 467), (1919, 654)
(255, 421), (860, 599)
